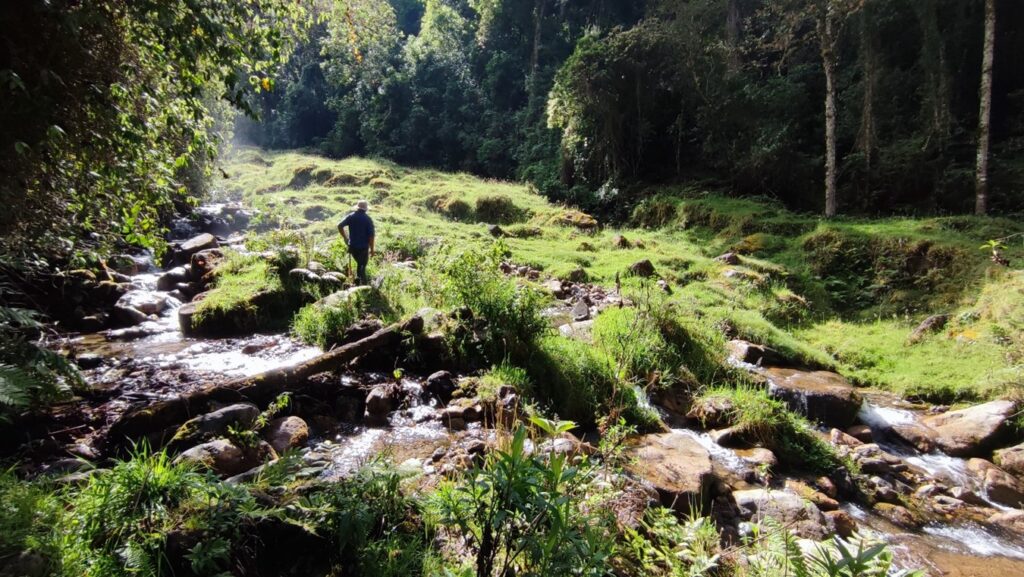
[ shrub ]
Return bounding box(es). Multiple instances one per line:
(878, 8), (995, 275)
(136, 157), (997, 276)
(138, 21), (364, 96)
(0, 305), (79, 420)
(429, 246), (547, 362)
(478, 361), (531, 402)
(292, 288), (392, 348)
(475, 195), (525, 224)
(526, 335), (659, 428)
(0, 469), (60, 567)
(433, 426), (617, 576)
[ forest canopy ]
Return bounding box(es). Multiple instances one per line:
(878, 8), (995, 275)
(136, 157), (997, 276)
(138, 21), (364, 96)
(3, 0), (1023, 260)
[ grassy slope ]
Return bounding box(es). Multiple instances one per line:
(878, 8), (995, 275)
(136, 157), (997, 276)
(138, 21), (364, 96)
(219, 147), (1024, 403)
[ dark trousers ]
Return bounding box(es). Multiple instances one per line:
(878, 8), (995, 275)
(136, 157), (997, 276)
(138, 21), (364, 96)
(350, 246), (369, 285)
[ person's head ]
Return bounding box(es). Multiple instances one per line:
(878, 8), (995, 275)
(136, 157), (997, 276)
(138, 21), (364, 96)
(355, 200), (369, 212)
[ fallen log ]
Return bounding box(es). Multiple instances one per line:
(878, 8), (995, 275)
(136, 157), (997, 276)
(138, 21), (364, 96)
(105, 316), (423, 453)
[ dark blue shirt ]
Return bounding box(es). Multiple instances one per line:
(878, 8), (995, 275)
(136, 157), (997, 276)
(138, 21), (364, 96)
(338, 209), (375, 249)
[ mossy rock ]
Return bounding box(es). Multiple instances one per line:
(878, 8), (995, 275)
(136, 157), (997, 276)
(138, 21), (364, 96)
(288, 165), (317, 189)
(555, 209), (598, 231)
(475, 194), (526, 224)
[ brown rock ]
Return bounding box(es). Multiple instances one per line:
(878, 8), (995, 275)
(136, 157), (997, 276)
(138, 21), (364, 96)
(824, 510), (857, 539)
(830, 428), (863, 447)
(994, 442), (1024, 476)
(785, 479), (840, 511)
(686, 396), (736, 429)
(967, 458), (1024, 508)
(873, 503), (917, 527)
(625, 432), (714, 513)
(174, 439), (261, 477)
(922, 400), (1017, 457)
(846, 425), (873, 443)
(264, 416), (309, 454)
(762, 368), (862, 428)
(732, 489), (833, 540)
(627, 259), (656, 278)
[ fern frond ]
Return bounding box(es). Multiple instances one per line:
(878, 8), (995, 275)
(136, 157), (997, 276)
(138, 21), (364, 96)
(0, 364), (35, 407)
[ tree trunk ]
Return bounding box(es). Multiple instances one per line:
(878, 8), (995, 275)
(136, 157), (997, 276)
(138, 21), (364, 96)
(725, 0), (742, 72)
(857, 9), (877, 175)
(917, 0), (952, 141)
(528, 0), (547, 108)
(975, 0), (995, 216)
(819, 5), (839, 218)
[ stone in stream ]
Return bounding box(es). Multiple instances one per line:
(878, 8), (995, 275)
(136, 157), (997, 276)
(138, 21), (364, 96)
(624, 432), (714, 513)
(686, 396), (736, 429)
(543, 279), (565, 298)
(157, 266), (189, 291)
(571, 300), (590, 322)
(423, 370), (456, 403)
(365, 384), (400, 425)
(113, 303), (149, 326)
(264, 416), (310, 454)
(761, 368), (862, 428)
(994, 442), (1024, 476)
(732, 489), (834, 540)
(921, 399), (1018, 458)
(172, 233), (219, 266)
(173, 439), (267, 477)
(173, 403), (260, 444)
(967, 458), (1024, 508)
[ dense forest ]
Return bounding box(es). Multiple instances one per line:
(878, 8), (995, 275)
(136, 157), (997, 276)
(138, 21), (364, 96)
(238, 0), (1024, 216)
(2, 1), (1024, 577)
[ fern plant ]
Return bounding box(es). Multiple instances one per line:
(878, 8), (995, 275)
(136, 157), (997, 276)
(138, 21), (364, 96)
(0, 304), (79, 420)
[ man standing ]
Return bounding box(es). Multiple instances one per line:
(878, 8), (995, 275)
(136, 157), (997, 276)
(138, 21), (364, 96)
(337, 200), (375, 285)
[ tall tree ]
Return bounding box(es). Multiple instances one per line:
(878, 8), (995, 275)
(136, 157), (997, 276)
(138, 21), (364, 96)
(975, 0), (996, 215)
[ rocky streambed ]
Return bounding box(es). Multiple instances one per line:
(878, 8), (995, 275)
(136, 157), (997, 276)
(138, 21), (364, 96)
(14, 205), (1024, 576)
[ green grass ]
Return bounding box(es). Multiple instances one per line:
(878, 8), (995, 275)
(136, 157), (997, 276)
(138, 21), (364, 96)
(695, 386), (841, 474)
(194, 254), (282, 321)
(217, 146), (1024, 404)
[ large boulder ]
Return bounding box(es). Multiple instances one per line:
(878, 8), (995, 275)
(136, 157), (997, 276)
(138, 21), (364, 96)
(263, 416), (310, 454)
(921, 400), (1017, 457)
(173, 403), (260, 444)
(732, 489), (833, 540)
(157, 266), (190, 291)
(627, 259), (656, 278)
(967, 458), (1024, 508)
(761, 368), (862, 428)
(174, 440), (264, 477)
(365, 384), (400, 425)
(173, 233), (219, 266)
(423, 371), (456, 403)
(624, 432), (714, 513)
(994, 442), (1024, 476)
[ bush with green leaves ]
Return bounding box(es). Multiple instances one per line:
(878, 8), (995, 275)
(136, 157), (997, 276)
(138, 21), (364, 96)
(426, 244), (547, 363)
(0, 305), (79, 421)
(526, 334), (660, 429)
(433, 425), (616, 577)
(619, 507), (720, 577)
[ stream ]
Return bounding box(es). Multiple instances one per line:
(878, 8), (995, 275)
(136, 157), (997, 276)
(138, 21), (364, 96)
(39, 209), (1024, 577)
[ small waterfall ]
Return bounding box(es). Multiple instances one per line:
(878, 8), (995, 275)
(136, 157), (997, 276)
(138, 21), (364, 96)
(672, 428), (749, 472)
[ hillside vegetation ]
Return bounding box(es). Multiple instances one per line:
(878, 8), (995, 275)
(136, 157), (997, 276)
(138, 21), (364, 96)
(220, 147), (1024, 403)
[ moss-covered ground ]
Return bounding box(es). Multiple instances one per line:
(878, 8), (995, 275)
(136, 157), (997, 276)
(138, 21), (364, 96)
(217, 147), (1024, 404)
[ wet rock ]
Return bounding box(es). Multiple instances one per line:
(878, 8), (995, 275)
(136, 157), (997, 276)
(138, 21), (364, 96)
(715, 252), (741, 265)
(967, 458), (1024, 508)
(365, 384), (399, 424)
(994, 442), (1024, 476)
(178, 302), (198, 335)
(624, 432), (714, 513)
(173, 233), (219, 265)
(868, 476), (900, 503)
(732, 489), (833, 540)
(887, 421), (938, 454)
(846, 424), (873, 443)
(543, 279), (565, 298)
(627, 259), (656, 278)
(686, 396), (735, 429)
(75, 353), (104, 370)
(116, 290), (168, 315)
(571, 300), (590, 322)
(784, 479), (840, 511)
(829, 428), (863, 447)
(762, 368), (862, 428)
(264, 416), (309, 454)
(824, 510), (857, 539)
(174, 439), (262, 477)
(158, 266), (190, 291)
(872, 503), (916, 527)
(114, 304), (150, 325)
(424, 370), (456, 403)
(441, 407), (467, 431)
(921, 400), (1017, 457)
(989, 510), (1024, 535)
(709, 425), (746, 448)
(741, 448), (778, 471)
(908, 313), (950, 343)
(173, 403), (260, 443)
(948, 486), (989, 507)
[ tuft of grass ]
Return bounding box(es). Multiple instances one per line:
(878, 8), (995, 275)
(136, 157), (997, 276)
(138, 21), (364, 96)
(695, 385), (841, 474)
(478, 361), (531, 402)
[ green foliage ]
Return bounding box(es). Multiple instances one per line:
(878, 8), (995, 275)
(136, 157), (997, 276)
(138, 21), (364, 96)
(0, 304), (79, 420)
(619, 507), (720, 577)
(0, 469), (60, 567)
(478, 361), (532, 402)
(0, 0), (306, 258)
(433, 426), (616, 577)
(60, 448), (254, 577)
(695, 386), (841, 473)
(427, 245), (548, 362)
(292, 287), (395, 348)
